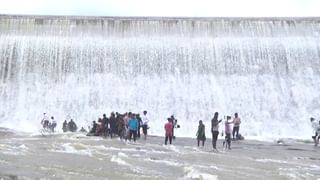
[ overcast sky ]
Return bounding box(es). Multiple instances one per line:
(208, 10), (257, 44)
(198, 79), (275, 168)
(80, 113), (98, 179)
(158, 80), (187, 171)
(0, 0), (319, 17)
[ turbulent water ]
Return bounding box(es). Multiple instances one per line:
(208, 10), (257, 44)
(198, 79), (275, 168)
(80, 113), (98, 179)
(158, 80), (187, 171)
(0, 128), (320, 179)
(1, 15), (320, 139)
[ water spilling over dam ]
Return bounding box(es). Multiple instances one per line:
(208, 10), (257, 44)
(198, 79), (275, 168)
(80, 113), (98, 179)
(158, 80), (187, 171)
(1, 15), (320, 139)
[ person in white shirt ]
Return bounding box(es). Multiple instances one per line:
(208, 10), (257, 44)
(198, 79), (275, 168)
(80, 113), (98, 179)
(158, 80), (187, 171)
(41, 113), (49, 128)
(232, 113), (241, 140)
(141, 110), (149, 140)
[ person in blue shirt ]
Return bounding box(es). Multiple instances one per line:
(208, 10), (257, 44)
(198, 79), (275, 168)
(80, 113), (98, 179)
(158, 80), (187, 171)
(128, 114), (139, 142)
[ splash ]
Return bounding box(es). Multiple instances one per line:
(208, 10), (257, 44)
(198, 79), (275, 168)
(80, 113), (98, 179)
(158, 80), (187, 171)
(0, 15), (320, 139)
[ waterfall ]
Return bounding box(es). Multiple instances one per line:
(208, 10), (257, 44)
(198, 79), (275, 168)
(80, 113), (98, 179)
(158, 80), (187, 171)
(1, 15), (320, 139)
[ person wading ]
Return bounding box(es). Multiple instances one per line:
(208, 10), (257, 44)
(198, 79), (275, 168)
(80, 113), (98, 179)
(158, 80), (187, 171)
(211, 112), (222, 151)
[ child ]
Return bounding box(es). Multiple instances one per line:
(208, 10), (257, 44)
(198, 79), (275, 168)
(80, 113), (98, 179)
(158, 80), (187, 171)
(223, 116), (233, 150)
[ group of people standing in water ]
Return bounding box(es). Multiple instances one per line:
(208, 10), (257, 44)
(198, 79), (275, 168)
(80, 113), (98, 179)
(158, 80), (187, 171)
(196, 112), (242, 151)
(86, 111), (180, 145)
(62, 119), (78, 132)
(41, 113), (80, 133)
(41, 110), (243, 150)
(40, 110), (320, 149)
(40, 113), (57, 132)
(85, 110), (241, 150)
(87, 111), (151, 142)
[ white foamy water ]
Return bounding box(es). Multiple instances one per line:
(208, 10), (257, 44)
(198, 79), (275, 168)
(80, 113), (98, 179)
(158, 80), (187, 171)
(0, 131), (319, 179)
(0, 16), (320, 140)
(183, 166), (218, 180)
(110, 155), (130, 166)
(51, 143), (93, 156)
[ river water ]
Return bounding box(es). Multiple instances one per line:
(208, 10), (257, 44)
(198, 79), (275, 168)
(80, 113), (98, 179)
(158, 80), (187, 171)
(0, 128), (319, 180)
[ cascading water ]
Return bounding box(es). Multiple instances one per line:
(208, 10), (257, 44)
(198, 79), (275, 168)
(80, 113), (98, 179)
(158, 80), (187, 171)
(1, 15), (320, 139)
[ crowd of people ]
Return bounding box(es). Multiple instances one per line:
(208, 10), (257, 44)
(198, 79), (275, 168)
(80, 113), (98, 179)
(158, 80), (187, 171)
(40, 110), (183, 145)
(86, 111), (150, 142)
(40, 111), (245, 150)
(40, 110), (246, 150)
(39, 111), (259, 151)
(84, 110), (244, 150)
(85, 111), (182, 145)
(40, 111), (320, 150)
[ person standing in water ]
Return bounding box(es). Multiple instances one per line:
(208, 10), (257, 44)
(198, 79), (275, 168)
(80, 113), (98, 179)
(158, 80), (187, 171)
(141, 110), (149, 140)
(232, 113), (241, 140)
(136, 114), (142, 138)
(109, 112), (117, 138)
(128, 114), (139, 142)
(311, 117), (318, 140)
(211, 112), (222, 150)
(170, 115), (178, 139)
(310, 117), (320, 145)
(164, 118), (173, 145)
(62, 120), (68, 132)
(49, 116), (57, 132)
(223, 116), (233, 150)
(102, 114), (109, 137)
(196, 120), (206, 147)
(41, 113), (49, 129)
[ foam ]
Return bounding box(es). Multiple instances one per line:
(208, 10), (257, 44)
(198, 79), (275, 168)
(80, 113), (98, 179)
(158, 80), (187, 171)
(146, 158), (181, 167)
(110, 155), (130, 166)
(50, 143), (93, 156)
(255, 159), (290, 164)
(183, 166), (218, 180)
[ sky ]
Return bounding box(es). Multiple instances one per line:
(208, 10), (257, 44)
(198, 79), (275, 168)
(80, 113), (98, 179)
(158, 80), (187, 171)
(0, 0), (319, 17)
